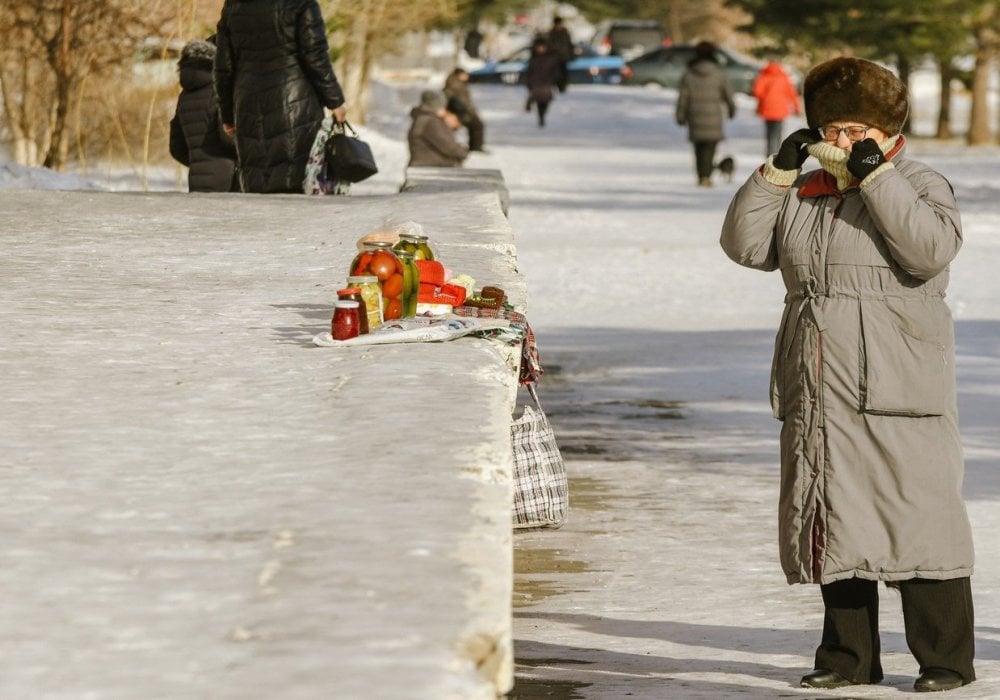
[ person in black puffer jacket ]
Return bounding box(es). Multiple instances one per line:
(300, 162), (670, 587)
(214, 0), (347, 194)
(169, 38), (238, 193)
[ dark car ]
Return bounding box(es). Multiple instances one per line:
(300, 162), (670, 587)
(590, 19), (670, 61)
(467, 43), (624, 86)
(621, 44), (763, 94)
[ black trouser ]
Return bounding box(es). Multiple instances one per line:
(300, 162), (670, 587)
(693, 140), (718, 180)
(536, 100), (550, 126)
(815, 577), (976, 684)
(464, 113), (485, 151)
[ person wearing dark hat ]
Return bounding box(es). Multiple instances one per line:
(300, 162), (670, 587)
(721, 57), (975, 693)
(169, 38), (238, 192)
(407, 90), (468, 168)
(676, 41), (736, 187)
(524, 37), (561, 127)
(443, 67), (487, 152)
(547, 16), (574, 93)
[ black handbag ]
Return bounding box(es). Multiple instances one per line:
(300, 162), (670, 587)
(324, 121), (378, 183)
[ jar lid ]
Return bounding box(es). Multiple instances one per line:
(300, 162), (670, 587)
(399, 232), (429, 242)
(347, 275), (378, 283)
(334, 300), (360, 308)
(395, 249), (415, 258)
(361, 240), (395, 250)
(337, 287), (362, 295)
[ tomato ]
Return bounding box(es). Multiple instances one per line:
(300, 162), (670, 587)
(383, 297), (402, 320)
(381, 272), (403, 299)
(352, 252), (372, 276)
(369, 251), (396, 281)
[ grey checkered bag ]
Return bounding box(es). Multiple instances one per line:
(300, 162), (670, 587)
(511, 383), (568, 529)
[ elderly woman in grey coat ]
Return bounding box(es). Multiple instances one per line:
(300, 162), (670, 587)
(676, 41), (735, 187)
(720, 57), (975, 693)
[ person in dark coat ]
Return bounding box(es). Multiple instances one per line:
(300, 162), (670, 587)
(524, 37), (561, 128)
(407, 90), (468, 168)
(547, 16), (574, 93)
(214, 0), (346, 194)
(676, 41), (736, 187)
(721, 57), (976, 694)
(168, 38), (238, 193)
(444, 68), (486, 152)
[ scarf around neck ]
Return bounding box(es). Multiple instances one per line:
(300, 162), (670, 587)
(806, 134), (901, 190)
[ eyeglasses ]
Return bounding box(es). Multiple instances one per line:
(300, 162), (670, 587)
(818, 125), (871, 142)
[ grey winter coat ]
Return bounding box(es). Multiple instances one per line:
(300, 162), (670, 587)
(720, 140), (974, 585)
(407, 106), (468, 168)
(214, 0), (345, 193)
(676, 58), (735, 143)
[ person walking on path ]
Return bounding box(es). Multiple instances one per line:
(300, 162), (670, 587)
(676, 41), (736, 187)
(752, 59), (801, 158)
(407, 90), (468, 168)
(525, 37), (561, 128)
(214, 0), (346, 194)
(720, 57), (975, 694)
(444, 68), (486, 152)
(547, 16), (574, 93)
(169, 38), (238, 193)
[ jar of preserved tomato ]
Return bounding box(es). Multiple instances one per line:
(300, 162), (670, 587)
(393, 232), (435, 261)
(395, 250), (420, 318)
(331, 300), (360, 340)
(349, 242), (405, 321)
(336, 287), (368, 335)
(346, 274), (383, 328)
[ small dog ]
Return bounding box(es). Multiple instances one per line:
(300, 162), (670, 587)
(715, 156), (735, 183)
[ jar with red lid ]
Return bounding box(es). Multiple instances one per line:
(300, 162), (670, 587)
(349, 242), (405, 321)
(336, 287), (369, 334)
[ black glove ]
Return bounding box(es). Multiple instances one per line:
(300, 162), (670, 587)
(773, 128), (820, 170)
(847, 138), (887, 180)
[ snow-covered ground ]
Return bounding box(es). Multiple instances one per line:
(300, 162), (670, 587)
(3, 73), (999, 698)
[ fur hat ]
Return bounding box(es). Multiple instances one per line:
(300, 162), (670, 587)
(179, 39), (216, 67)
(803, 57), (908, 135)
(420, 90), (447, 111)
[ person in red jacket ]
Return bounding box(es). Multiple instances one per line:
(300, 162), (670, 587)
(752, 60), (801, 157)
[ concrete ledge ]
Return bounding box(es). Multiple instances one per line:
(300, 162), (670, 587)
(1, 187), (522, 698)
(401, 167), (511, 217)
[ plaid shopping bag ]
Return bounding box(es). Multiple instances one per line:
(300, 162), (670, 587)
(511, 382), (568, 529)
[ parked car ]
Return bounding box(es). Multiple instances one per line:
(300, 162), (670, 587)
(467, 43), (624, 85)
(621, 44), (764, 94)
(590, 19), (670, 61)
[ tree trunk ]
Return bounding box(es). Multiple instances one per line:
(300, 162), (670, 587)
(936, 58), (953, 140)
(897, 54), (911, 134)
(967, 36), (994, 145)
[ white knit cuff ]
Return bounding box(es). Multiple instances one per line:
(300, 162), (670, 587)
(762, 156), (799, 187)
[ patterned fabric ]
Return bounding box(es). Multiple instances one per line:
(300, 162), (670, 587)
(511, 383), (567, 529)
(303, 117), (351, 195)
(453, 304), (542, 385)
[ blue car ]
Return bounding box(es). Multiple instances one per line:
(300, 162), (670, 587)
(468, 43), (624, 85)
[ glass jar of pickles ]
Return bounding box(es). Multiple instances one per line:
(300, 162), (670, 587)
(346, 274), (383, 329)
(393, 232), (435, 261)
(349, 242), (405, 321)
(395, 250), (420, 318)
